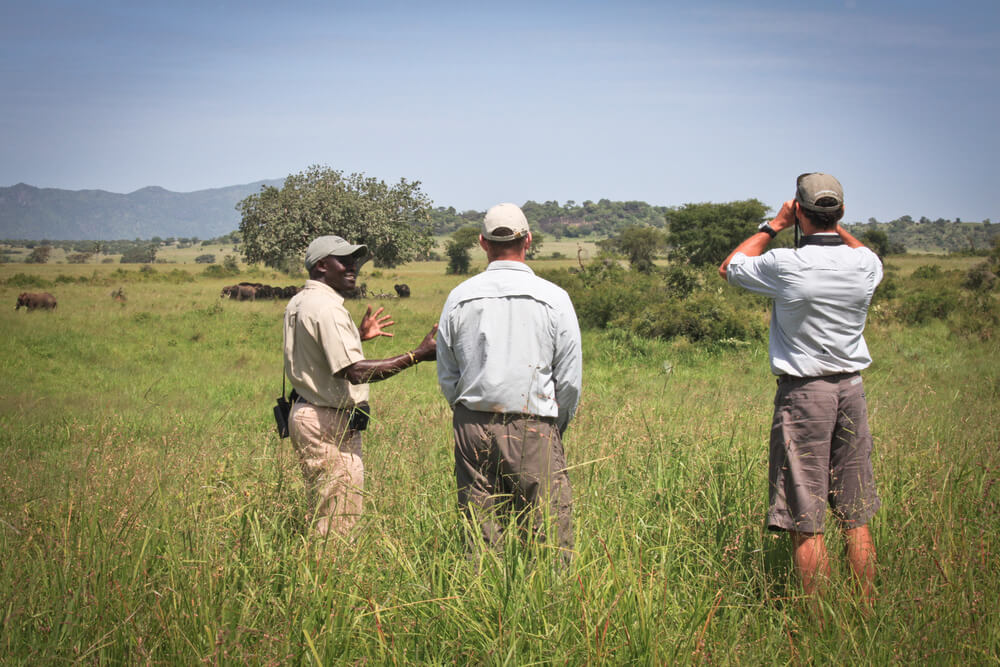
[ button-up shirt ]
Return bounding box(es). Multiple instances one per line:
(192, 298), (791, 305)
(283, 279), (369, 408)
(437, 261), (583, 433)
(726, 239), (883, 377)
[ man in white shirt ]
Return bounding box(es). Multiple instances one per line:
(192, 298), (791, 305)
(437, 203), (583, 562)
(719, 174), (882, 605)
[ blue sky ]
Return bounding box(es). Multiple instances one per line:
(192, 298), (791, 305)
(2, 0), (997, 222)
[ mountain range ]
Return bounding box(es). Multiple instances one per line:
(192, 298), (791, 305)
(0, 180), (284, 241)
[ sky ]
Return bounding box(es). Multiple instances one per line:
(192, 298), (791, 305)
(2, 0), (998, 223)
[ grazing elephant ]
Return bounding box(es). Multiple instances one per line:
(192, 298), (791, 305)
(394, 283), (411, 298)
(15, 292), (57, 311)
(237, 285), (256, 301)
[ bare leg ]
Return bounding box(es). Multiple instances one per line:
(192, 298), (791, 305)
(790, 531), (830, 596)
(844, 525), (876, 605)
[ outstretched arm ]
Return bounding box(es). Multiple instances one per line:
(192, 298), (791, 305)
(337, 324), (437, 384)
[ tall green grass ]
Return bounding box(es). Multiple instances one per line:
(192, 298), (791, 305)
(1, 260), (998, 664)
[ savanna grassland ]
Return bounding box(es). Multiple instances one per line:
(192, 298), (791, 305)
(1, 252), (998, 665)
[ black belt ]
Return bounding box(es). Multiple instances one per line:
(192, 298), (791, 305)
(777, 371), (860, 384)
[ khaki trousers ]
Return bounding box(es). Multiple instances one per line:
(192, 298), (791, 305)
(452, 403), (574, 560)
(289, 402), (364, 537)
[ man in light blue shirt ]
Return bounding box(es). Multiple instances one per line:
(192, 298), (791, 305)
(437, 203), (582, 561)
(720, 173), (882, 608)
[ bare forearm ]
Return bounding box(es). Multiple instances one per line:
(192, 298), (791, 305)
(836, 225), (864, 249)
(337, 324), (437, 384)
(338, 353), (419, 384)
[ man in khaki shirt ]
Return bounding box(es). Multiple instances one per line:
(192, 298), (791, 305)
(284, 235), (436, 538)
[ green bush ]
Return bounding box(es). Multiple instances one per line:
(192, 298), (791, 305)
(203, 264), (240, 279)
(911, 264), (943, 280)
(962, 261), (997, 292)
(3, 272), (51, 288)
(897, 288), (960, 325)
(542, 263), (763, 346)
(630, 292), (765, 344)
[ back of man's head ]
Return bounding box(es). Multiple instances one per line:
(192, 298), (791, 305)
(481, 203), (530, 258)
(796, 173), (844, 229)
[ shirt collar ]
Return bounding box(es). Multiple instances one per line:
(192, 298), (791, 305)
(303, 278), (345, 304)
(486, 260), (534, 274)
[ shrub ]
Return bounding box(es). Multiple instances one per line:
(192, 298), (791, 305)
(195, 254), (216, 264)
(911, 264), (943, 280)
(3, 273), (50, 288)
(542, 262), (764, 346)
(630, 292), (765, 344)
(121, 245), (157, 263)
(897, 288), (959, 325)
(962, 261), (997, 292)
(203, 263), (240, 279)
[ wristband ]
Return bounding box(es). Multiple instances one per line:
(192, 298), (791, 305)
(758, 222), (777, 238)
(407, 351), (417, 365)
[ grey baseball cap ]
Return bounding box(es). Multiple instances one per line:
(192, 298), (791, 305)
(304, 235), (370, 271)
(796, 173), (844, 212)
(482, 203), (530, 242)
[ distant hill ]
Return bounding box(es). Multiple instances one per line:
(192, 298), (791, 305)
(0, 180), (284, 241)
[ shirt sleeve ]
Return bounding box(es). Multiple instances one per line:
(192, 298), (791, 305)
(552, 295), (583, 434)
(860, 246), (884, 288)
(726, 251), (782, 298)
(436, 298), (461, 406)
(316, 305), (365, 374)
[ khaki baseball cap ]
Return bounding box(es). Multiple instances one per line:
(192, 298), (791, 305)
(482, 203), (530, 242)
(796, 173), (844, 212)
(304, 235), (370, 270)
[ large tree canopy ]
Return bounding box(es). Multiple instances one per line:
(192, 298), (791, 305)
(667, 199), (770, 266)
(237, 166), (434, 272)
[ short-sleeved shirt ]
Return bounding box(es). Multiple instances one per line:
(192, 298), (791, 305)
(726, 238), (883, 377)
(283, 279), (369, 408)
(436, 261), (582, 433)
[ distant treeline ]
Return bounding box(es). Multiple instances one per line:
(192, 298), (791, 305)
(844, 216), (999, 254)
(4, 207), (999, 258)
(430, 200), (669, 238)
(0, 233), (242, 264)
(432, 201), (999, 253)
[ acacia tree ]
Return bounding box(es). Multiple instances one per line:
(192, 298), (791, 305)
(599, 225), (666, 272)
(667, 199), (769, 266)
(238, 165), (434, 272)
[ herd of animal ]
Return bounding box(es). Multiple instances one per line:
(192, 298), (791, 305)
(220, 282), (412, 301)
(220, 282), (300, 301)
(13, 282), (414, 312)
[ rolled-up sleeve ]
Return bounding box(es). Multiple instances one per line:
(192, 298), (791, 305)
(726, 252), (780, 298)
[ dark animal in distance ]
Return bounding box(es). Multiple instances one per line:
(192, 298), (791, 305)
(221, 283), (300, 301)
(15, 292), (57, 311)
(394, 284), (411, 298)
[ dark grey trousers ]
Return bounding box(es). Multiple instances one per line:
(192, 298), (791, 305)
(452, 403), (574, 560)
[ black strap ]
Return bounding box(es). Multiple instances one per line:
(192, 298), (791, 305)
(798, 234), (845, 248)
